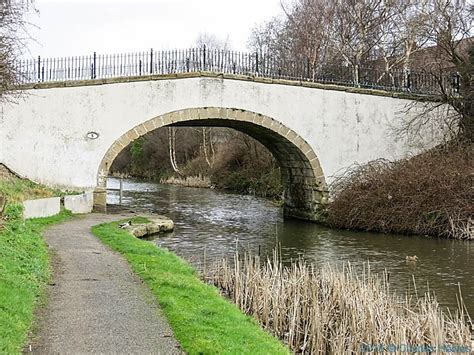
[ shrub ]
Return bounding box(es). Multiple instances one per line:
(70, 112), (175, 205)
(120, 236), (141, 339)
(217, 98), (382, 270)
(326, 142), (473, 239)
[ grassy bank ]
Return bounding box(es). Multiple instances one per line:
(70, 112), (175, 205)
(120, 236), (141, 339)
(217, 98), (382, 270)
(92, 218), (289, 354)
(0, 170), (70, 353)
(326, 142), (473, 239)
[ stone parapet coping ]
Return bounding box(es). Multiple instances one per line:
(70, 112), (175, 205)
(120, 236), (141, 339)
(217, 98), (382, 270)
(14, 72), (438, 102)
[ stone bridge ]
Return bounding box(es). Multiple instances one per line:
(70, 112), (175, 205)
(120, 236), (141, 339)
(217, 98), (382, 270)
(0, 72), (439, 221)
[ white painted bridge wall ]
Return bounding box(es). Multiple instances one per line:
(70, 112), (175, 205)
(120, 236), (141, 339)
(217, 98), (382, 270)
(1, 77), (429, 190)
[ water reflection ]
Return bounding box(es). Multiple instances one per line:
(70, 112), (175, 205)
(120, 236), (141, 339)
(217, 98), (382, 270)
(107, 178), (473, 315)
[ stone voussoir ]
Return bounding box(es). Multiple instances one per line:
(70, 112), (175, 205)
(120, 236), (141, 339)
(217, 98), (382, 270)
(143, 119), (155, 132)
(135, 124), (148, 136)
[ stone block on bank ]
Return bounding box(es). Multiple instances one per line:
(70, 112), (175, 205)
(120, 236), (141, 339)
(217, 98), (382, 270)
(64, 192), (93, 214)
(23, 197), (60, 219)
(126, 216), (174, 238)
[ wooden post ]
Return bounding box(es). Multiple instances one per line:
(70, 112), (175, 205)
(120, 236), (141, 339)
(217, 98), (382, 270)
(119, 177), (123, 206)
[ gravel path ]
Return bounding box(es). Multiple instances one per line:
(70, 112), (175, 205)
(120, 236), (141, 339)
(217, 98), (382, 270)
(27, 213), (182, 354)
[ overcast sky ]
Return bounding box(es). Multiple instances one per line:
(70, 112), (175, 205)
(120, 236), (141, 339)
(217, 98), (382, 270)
(24, 0), (283, 59)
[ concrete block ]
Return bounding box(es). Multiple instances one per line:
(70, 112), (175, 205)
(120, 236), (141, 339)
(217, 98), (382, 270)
(23, 197), (60, 219)
(64, 192), (93, 214)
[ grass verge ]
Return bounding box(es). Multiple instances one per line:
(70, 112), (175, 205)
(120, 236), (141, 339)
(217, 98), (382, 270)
(0, 173), (71, 353)
(92, 218), (289, 354)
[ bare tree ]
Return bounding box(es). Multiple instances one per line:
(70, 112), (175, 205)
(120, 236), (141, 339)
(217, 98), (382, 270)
(195, 32), (231, 51)
(372, 0), (431, 85)
(0, 0), (35, 102)
(201, 127), (215, 168)
(281, 0), (335, 77)
(399, 0), (473, 142)
(427, 0), (472, 141)
(250, 0), (472, 141)
(249, 16), (288, 55)
(168, 127), (181, 175)
(329, 0), (394, 84)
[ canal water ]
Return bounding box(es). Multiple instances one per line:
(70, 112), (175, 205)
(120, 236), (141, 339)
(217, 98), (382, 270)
(107, 177), (473, 316)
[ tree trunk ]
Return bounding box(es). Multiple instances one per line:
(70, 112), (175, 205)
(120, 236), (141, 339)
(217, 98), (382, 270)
(168, 127), (181, 174)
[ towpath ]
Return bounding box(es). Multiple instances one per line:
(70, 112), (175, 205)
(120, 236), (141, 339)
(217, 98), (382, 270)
(28, 213), (181, 354)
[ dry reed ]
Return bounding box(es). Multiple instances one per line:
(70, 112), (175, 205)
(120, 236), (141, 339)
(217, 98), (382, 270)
(160, 175), (212, 188)
(207, 249), (473, 354)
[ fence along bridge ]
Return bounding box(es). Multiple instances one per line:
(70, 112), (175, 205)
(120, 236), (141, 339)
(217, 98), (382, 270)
(2, 48), (445, 221)
(17, 47), (459, 95)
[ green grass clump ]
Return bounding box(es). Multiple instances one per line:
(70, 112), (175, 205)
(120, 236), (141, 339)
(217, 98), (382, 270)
(0, 203), (70, 353)
(0, 174), (71, 353)
(92, 218), (289, 354)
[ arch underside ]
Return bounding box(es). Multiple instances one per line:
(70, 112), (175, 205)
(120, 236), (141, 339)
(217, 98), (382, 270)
(95, 107), (328, 222)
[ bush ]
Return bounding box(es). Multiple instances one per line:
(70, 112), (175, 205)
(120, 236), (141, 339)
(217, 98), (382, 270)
(326, 142), (473, 239)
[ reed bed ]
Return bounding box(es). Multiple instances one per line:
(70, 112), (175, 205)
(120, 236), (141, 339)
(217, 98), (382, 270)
(206, 250), (473, 354)
(160, 175), (211, 188)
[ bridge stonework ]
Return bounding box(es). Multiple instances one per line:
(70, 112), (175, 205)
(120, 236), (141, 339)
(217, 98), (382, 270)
(94, 107), (328, 221)
(0, 73), (441, 222)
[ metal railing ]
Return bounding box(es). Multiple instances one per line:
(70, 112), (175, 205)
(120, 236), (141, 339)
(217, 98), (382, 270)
(15, 47), (460, 96)
(107, 176), (123, 205)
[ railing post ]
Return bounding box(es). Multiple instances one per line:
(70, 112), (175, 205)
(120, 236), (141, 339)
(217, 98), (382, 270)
(37, 56), (41, 82)
(452, 72), (460, 94)
(119, 177), (123, 206)
(92, 51), (97, 79)
(150, 48), (153, 74)
(404, 69), (411, 91)
(255, 51), (259, 75)
(306, 58), (310, 80)
(354, 64), (360, 87)
(139, 60), (142, 75)
(203, 45), (206, 71)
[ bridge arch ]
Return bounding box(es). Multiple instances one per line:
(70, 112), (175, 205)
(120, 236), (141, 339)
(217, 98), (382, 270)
(95, 107), (328, 221)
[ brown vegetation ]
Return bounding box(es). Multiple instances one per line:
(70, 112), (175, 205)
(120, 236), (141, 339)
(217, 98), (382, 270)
(160, 175), (211, 189)
(326, 142), (473, 239)
(207, 249), (472, 353)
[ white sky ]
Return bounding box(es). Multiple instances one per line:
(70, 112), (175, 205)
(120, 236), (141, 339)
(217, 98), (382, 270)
(24, 0), (283, 59)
